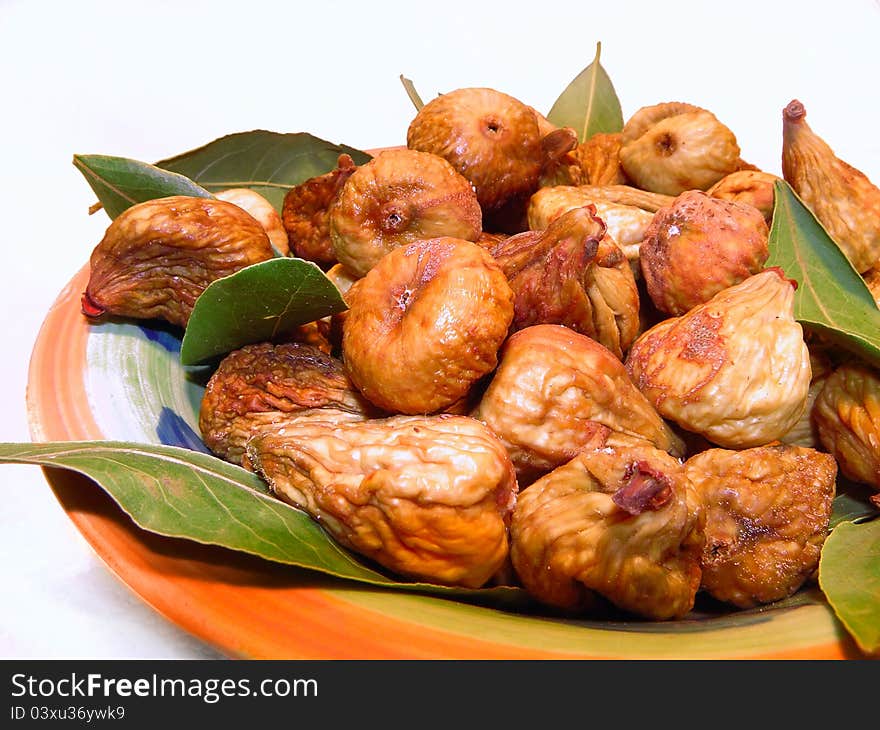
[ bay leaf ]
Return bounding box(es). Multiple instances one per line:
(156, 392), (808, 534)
(819, 518), (880, 655)
(399, 74), (425, 111)
(546, 42), (624, 143)
(73, 154), (213, 219)
(157, 130), (372, 213)
(0, 441), (529, 609)
(765, 180), (880, 369)
(179, 257), (347, 366)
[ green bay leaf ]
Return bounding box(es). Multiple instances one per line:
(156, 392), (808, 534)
(157, 130), (372, 213)
(547, 42), (623, 143)
(179, 257), (347, 366)
(73, 154), (213, 219)
(819, 518), (880, 655)
(0, 441), (528, 609)
(766, 180), (880, 368)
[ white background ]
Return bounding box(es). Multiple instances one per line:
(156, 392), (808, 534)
(1, 0), (879, 658)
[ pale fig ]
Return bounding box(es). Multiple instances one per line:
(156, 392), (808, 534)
(625, 269), (811, 448)
(472, 324), (684, 484)
(619, 102), (741, 196)
(782, 99), (880, 273)
(245, 413), (517, 588)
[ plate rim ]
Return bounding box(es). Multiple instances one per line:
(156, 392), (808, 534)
(25, 265), (859, 660)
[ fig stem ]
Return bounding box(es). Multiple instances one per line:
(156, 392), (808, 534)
(784, 100), (806, 123)
(81, 290), (106, 318)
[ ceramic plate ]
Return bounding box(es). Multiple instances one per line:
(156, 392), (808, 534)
(26, 264), (861, 658)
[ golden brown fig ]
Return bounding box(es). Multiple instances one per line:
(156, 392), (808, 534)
(245, 413), (517, 588)
(626, 269), (811, 448)
(782, 100), (880, 273)
(528, 186), (655, 264)
(780, 346), (834, 449)
(639, 190), (769, 316)
(813, 362), (880, 494)
(328, 149), (482, 277)
(491, 206), (640, 358)
(215, 188), (289, 255)
(707, 169), (780, 224)
(510, 441), (704, 619)
(343, 237), (513, 415)
(684, 444), (836, 608)
(406, 87), (575, 225)
(472, 324), (685, 484)
(281, 154), (357, 267)
(82, 196), (274, 327)
(199, 342), (377, 464)
(619, 102), (741, 196)
(540, 132), (630, 187)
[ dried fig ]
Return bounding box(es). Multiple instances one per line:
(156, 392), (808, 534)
(328, 149), (482, 277)
(406, 87), (575, 226)
(528, 186), (655, 264)
(199, 342), (377, 464)
(510, 441), (704, 620)
(619, 102), (741, 196)
(82, 195), (274, 327)
(491, 206), (640, 358)
(779, 346), (833, 449)
(782, 100), (880, 273)
(813, 362), (880, 494)
(639, 190), (769, 316)
(342, 237), (513, 415)
(625, 269), (811, 448)
(472, 324), (684, 484)
(281, 154), (357, 267)
(684, 444), (836, 608)
(245, 413), (517, 588)
(540, 132), (629, 187)
(215, 187), (289, 255)
(707, 169), (780, 224)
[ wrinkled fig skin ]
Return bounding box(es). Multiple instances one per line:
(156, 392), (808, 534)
(199, 342), (377, 464)
(472, 324), (685, 485)
(245, 413), (518, 588)
(510, 443), (705, 620)
(343, 237), (514, 415)
(707, 170), (780, 225)
(216, 188), (290, 255)
(780, 347), (833, 449)
(684, 444), (836, 608)
(782, 100), (880, 273)
(281, 154), (357, 267)
(813, 363), (880, 494)
(83, 196), (274, 327)
(328, 149), (482, 277)
(407, 87), (575, 224)
(620, 102), (741, 196)
(528, 186), (655, 264)
(639, 190), (769, 316)
(540, 133), (630, 188)
(625, 270), (811, 448)
(491, 206), (640, 358)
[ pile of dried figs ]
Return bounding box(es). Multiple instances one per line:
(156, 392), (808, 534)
(80, 79), (880, 624)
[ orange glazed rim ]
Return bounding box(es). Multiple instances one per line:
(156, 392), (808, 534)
(25, 265), (860, 659)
